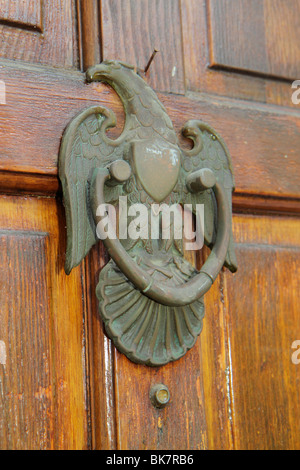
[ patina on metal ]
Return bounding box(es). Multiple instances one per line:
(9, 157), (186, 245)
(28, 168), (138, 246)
(59, 60), (237, 367)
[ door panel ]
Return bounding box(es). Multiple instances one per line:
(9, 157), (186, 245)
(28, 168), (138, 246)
(182, 0), (298, 107)
(224, 215), (300, 450)
(0, 0), (42, 31)
(0, 0), (78, 67)
(208, 0), (300, 80)
(0, 196), (90, 450)
(0, 0), (299, 450)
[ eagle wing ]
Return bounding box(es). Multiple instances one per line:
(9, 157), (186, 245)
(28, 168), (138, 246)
(180, 120), (237, 273)
(59, 105), (125, 274)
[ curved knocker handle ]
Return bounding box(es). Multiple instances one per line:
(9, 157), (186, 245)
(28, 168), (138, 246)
(90, 162), (230, 307)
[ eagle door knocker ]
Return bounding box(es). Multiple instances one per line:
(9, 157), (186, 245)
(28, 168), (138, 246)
(59, 60), (237, 366)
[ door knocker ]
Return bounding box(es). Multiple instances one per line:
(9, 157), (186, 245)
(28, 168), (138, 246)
(59, 60), (237, 366)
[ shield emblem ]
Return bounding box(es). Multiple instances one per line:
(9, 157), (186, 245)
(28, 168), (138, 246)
(132, 138), (181, 203)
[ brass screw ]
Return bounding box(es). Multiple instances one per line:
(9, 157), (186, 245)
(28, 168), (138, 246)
(150, 384), (170, 409)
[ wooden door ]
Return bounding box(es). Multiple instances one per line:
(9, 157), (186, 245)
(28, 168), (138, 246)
(0, 0), (299, 450)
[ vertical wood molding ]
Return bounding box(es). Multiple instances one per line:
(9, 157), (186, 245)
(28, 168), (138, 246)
(78, 0), (101, 71)
(84, 244), (118, 450)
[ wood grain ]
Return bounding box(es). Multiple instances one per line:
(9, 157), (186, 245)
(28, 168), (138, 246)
(0, 0), (300, 450)
(85, 214), (300, 449)
(0, 0), (78, 68)
(85, 238), (233, 449)
(0, 61), (299, 209)
(181, 0), (299, 107)
(232, 193), (300, 216)
(264, 0), (300, 80)
(83, 243), (117, 450)
(0, 195), (91, 449)
(0, 0), (42, 31)
(208, 0), (300, 81)
(112, 346), (208, 450)
(103, 247), (210, 450)
(197, 248), (234, 450)
(224, 214), (300, 449)
(78, 0), (101, 70)
(100, 0), (185, 94)
(0, 231), (53, 449)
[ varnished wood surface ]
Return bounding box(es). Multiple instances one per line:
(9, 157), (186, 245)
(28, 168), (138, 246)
(232, 193), (300, 216)
(1, 198), (299, 449)
(86, 239), (233, 450)
(100, 0), (185, 94)
(0, 0), (78, 68)
(78, 0), (101, 71)
(85, 214), (300, 449)
(208, 0), (300, 81)
(0, 0), (300, 451)
(0, 0), (42, 31)
(0, 61), (299, 208)
(84, 243), (117, 450)
(181, 0), (299, 107)
(0, 195), (90, 450)
(110, 246), (209, 450)
(223, 215), (300, 449)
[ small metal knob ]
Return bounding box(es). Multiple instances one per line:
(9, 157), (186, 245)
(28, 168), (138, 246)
(186, 167), (216, 193)
(107, 160), (131, 185)
(150, 384), (170, 409)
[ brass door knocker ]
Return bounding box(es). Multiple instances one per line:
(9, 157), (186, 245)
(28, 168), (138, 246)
(59, 60), (237, 366)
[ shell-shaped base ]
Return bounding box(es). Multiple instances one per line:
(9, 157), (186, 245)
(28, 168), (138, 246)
(96, 259), (205, 366)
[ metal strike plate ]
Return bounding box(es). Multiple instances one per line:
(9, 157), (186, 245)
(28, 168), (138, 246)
(59, 60), (237, 367)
